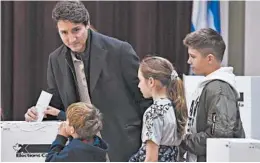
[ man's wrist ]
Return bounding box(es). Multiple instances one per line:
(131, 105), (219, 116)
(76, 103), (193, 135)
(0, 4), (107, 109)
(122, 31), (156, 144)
(55, 109), (60, 116)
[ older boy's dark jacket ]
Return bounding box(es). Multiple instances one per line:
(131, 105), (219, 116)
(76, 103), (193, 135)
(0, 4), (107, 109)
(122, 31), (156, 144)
(181, 80), (245, 162)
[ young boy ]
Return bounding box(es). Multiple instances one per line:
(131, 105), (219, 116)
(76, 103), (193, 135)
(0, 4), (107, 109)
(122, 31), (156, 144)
(180, 28), (245, 162)
(45, 102), (108, 162)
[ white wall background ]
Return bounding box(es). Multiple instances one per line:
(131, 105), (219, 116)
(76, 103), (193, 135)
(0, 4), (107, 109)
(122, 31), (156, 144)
(244, 1), (260, 76)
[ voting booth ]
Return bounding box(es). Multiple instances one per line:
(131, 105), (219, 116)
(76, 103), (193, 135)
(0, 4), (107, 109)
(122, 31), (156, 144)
(1, 121), (60, 162)
(183, 75), (260, 140)
(207, 138), (260, 162)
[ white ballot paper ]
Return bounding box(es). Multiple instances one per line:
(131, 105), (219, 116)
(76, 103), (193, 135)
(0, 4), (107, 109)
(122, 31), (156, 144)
(34, 91), (53, 122)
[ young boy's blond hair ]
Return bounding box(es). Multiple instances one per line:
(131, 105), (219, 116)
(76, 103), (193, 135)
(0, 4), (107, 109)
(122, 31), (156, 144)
(66, 102), (103, 140)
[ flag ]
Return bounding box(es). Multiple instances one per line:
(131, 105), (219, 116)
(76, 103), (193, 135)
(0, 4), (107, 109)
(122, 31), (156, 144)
(191, 0), (221, 33)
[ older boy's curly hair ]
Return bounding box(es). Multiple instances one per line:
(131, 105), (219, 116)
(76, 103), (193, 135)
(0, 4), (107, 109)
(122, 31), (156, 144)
(52, 1), (90, 26)
(66, 102), (103, 140)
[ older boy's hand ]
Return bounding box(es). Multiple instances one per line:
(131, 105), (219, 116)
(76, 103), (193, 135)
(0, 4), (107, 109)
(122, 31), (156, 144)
(58, 122), (70, 138)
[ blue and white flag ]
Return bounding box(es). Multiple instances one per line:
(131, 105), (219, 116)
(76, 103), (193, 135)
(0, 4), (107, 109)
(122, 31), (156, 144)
(191, 0), (221, 33)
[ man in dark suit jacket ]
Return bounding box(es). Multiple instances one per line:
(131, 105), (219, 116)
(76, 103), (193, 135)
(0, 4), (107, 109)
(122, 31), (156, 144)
(24, 1), (152, 161)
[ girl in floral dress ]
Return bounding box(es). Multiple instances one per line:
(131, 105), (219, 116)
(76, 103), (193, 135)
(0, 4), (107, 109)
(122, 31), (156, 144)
(129, 56), (187, 162)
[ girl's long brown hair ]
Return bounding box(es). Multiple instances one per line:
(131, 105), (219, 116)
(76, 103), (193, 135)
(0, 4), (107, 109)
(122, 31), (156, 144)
(140, 56), (188, 137)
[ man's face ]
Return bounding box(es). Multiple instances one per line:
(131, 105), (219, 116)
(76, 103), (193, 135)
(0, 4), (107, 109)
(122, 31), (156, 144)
(57, 20), (89, 53)
(187, 48), (209, 76)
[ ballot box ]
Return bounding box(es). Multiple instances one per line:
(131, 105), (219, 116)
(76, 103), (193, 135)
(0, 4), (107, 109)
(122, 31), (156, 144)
(183, 75), (260, 140)
(207, 138), (260, 162)
(1, 121), (60, 162)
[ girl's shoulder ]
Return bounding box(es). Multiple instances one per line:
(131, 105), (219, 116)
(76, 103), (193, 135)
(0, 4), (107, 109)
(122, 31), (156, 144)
(144, 98), (173, 118)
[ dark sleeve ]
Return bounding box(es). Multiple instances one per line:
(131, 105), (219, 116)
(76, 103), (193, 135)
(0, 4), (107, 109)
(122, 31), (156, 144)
(45, 135), (69, 162)
(56, 111), (66, 121)
(119, 42), (153, 115)
(181, 86), (243, 156)
(46, 55), (66, 121)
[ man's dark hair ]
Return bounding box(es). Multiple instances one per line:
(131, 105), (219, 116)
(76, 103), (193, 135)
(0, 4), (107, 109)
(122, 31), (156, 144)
(52, 1), (90, 26)
(183, 28), (226, 61)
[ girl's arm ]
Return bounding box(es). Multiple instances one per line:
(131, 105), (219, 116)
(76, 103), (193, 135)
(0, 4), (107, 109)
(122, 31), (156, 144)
(144, 140), (159, 162)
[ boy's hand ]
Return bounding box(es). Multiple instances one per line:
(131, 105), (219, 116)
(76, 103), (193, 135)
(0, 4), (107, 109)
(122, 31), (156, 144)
(58, 122), (70, 137)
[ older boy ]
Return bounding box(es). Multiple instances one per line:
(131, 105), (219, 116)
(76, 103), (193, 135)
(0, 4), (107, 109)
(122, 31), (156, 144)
(180, 28), (245, 162)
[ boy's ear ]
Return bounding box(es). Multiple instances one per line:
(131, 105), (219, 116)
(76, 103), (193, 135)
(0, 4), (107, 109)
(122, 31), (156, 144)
(207, 54), (215, 64)
(70, 126), (76, 134)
